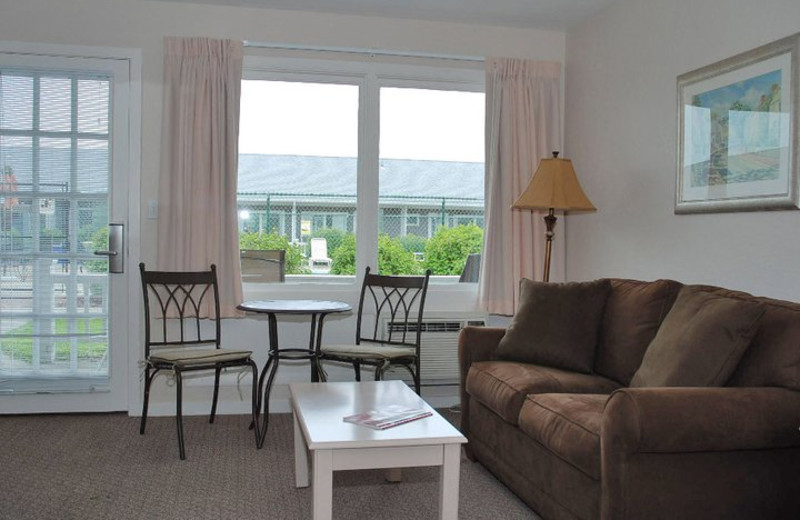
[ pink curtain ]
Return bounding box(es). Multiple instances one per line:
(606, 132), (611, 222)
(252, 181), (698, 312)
(478, 58), (562, 315)
(157, 37), (244, 317)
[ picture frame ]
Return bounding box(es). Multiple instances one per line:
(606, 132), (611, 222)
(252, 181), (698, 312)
(676, 32), (799, 214)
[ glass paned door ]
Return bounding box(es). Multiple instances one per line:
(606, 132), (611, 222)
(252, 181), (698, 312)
(0, 50), (133, 409)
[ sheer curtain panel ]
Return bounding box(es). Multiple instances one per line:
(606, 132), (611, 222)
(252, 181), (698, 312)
(478, 58), (562, 316)
(157, 37), (243, 316)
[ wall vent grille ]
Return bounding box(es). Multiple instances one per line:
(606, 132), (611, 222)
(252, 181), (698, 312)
(381, 316), (486, 385)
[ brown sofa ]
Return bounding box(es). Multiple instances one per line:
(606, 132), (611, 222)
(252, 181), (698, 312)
(459, 278), (800, 520)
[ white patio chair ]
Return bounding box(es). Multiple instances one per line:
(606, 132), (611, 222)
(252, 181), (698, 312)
(308, 237), (332, 271)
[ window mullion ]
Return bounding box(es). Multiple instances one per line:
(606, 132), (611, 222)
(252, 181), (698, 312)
(356, 72), (379, 279)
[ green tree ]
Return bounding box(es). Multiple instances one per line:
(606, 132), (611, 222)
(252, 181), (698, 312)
(424, 224), (483, 275)
(239, 232), (309, 274)
(83, 227), (109, 273)
(378, 234), (422, 275)
(397, 233), (427, 255)
(330, 233), (356, 275)
(330, 233), (422, 275)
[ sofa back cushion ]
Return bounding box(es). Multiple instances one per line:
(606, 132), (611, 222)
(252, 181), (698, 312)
(594, 279), (683, 385)
(495, 279), (611, 373)
(630, 286), (765, 387)
(688, 286), (800, 391)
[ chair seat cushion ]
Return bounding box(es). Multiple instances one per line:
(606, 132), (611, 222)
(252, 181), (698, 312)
(149, 348), (253, 366)
(465, 360), (621, 425)
(518, 393), (608, 480)
(322, 343), (415, 360)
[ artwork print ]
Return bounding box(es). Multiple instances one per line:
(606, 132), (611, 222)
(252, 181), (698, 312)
(676, 33), (798, 213)
(687, 69), (782, 188)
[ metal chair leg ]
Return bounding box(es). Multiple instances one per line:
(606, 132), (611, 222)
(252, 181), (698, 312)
(210, 366), (222, 423)
(140, 367), (155, 435)
(353, 362), (361, 381)
(374, 360), (391, 382)
(316, 358), (328, 382)
(405, 363), (421, 394)
(249, 360), (260, 448)
(175, 370), (186, 460)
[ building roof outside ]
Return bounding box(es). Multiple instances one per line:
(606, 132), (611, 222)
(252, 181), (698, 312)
(237, 154), (484, 204)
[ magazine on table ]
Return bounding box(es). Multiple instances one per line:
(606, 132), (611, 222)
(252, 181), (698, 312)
(343, 404), (433, 430)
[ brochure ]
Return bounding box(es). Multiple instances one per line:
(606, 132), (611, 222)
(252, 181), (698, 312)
(343, 404), (433, 430)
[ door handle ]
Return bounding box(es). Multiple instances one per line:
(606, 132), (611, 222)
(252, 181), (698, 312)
(94, 223), (124, 273)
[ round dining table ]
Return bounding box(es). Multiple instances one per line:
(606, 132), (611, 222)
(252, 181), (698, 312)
(237, 299), (352, 448)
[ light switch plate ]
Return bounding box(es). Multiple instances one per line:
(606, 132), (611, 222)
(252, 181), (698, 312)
(147, 200), (158, 219)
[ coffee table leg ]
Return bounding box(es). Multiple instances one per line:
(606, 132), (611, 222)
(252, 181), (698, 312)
(294, 410), (309, 488)
(439, 444), (461, 520)
(313, 450), (334, 520)
(385, 468), (402, 482)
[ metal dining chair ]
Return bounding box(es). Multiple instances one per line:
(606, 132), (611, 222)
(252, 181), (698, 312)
(317, 266), (431, 394)
(139, 263), (260, 459)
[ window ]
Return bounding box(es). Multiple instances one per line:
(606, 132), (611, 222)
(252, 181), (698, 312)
(238, 79), (358, 279)
(0, 47), (133, 397)
(238, 58), (484, 284)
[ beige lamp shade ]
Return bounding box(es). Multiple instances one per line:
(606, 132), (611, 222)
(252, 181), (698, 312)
(512, 154), (596, 212)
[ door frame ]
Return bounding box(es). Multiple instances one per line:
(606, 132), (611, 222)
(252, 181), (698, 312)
(0, 41), (141, 414)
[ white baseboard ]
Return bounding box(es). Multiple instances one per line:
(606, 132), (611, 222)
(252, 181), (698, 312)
(133, 382), (459, 417)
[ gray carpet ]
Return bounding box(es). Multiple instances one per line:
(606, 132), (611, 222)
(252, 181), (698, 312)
(0, 411), (541, 520)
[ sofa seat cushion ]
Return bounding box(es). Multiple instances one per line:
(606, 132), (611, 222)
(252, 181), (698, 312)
(465, 360), (622, 425)
(518, 393), (608, 480)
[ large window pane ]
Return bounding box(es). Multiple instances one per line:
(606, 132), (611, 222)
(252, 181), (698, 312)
(379, 87), (484, 279)
(237, 80), (358, 281)
(0, 74), (33, 131)
(0, 69), (111, 385)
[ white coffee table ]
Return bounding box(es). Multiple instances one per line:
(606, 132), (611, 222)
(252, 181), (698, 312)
(290, 380), (467, 520)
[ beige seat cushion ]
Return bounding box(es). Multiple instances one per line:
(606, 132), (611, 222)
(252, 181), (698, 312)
(149, 348), (252, 367)
(465, 360), (621, 425)
(322, 343), (415, 360)
(518, 393), (608, 480)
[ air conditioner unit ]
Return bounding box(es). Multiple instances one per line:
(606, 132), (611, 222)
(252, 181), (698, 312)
(381, 314), (487, 386)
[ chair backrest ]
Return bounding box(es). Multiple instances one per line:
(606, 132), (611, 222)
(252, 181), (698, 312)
(459, 253), (481, 283)
(310, 237), (329, 260)
(356, 266), (431, 350)
(240, 249), (285, 282)
(139, 263), (221, 357)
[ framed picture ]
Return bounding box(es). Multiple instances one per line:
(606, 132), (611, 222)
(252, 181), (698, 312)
(676, 33), (799, 213)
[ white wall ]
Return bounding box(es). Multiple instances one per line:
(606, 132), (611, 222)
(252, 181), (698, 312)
(0, 0), (565, 412)
(564, 0), (800, 300)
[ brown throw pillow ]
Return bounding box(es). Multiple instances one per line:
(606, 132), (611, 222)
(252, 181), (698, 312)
(496, 279), (611, 373)
(594, 279), (683, 385)
(630, 287), (765, 387)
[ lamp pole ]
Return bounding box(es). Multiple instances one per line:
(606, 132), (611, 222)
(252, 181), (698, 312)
(543, 208), (556, 282)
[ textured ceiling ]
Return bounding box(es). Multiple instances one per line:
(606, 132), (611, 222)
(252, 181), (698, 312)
(158, 0), (614, 29)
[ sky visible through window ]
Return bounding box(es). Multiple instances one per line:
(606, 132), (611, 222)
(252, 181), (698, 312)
(239, 80), (484, 163)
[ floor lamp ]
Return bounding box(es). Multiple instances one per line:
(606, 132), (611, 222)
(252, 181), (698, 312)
(512, 152), (596, 282)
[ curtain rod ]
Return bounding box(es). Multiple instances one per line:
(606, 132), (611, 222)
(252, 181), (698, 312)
(243, 41), (484, 63)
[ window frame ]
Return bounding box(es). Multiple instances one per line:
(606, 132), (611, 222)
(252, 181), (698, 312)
(240, 55), (484, 298)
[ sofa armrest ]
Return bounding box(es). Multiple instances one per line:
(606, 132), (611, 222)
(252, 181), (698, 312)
(458, 326), (505, 448)
(603, 387), (800, 454)
(602, 387), (800, 520)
